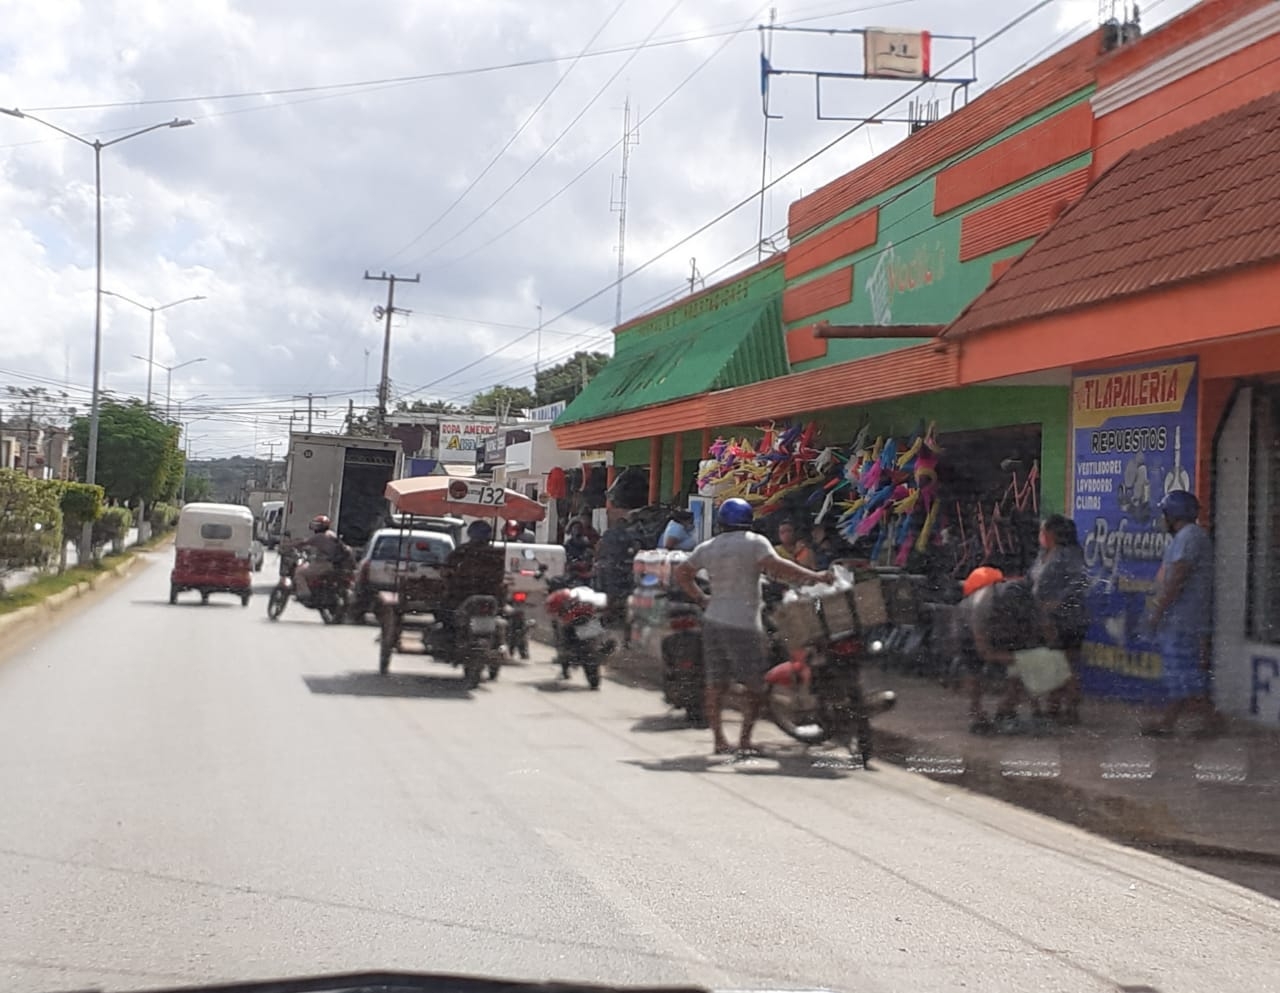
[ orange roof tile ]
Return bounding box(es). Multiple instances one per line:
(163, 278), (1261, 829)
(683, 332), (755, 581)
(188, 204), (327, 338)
(945, 90), (1280, 338)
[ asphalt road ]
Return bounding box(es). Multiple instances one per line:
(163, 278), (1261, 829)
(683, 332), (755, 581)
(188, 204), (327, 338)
(3, 551), (1280, 993)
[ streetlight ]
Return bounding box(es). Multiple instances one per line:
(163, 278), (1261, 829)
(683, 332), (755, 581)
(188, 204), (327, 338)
(102, 290), (206, 405)
(1, 107), (193, 556)
(178, 412), (212, 504)
(131, 354), (206, 418)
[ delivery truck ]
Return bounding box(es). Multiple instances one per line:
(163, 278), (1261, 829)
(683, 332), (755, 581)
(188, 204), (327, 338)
(282, 432), (404, 552)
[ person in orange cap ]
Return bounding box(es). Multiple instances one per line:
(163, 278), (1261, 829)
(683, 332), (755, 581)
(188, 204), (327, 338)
(953, 565), (1041, 733)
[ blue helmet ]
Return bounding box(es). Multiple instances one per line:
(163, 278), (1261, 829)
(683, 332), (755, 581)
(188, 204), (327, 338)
(1159, 490), (1199, 523)
(717, 497), (754, 529)
(467, 520), (494, 542)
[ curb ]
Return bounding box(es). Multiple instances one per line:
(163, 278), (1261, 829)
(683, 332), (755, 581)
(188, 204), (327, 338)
(0, 553), (147, 638)
(607, 644), (1276, 862)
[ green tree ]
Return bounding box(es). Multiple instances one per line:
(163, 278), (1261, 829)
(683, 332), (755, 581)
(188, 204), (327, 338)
(534, 351), (609, 406)
(470, 385), (535, 417)
(0, 470), (63, 591)
(70, 398), (184, 507)
(183, 473), (213, 502)
(56, 482), (104, 573)
(396, 398), (460, 414)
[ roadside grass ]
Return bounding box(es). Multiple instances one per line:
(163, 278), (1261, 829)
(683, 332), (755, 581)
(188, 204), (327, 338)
(0, 533), (170, 616)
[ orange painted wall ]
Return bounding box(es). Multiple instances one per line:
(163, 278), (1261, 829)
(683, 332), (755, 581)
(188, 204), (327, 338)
(1094, 31), (1280, 173)
(784, 211), (878, 281)
(1095, 0), (1275, 89)
(958, 168), (1090, 262)
(782, 267), (853, 323)
(957, 261), (1280, 385)
(785, 326), (829, 365)
(934, 102), (1093, 215)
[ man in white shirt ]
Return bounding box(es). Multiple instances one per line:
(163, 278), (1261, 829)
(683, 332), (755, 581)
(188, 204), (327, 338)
(675, 498), (831, 757)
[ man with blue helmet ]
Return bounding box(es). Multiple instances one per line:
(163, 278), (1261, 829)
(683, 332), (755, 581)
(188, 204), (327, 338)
(675, 496), (832, 757)
(1143, 489), (1223, 737)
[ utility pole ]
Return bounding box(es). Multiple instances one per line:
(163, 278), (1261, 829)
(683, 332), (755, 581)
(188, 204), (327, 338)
(364, 270), (420, 430)
(535, 304), (543, 376)
(580, 354), (588, 394)
(609, 96), (641, 328)
(757, 7), (777, 261)
(260, 440), (280, 489)
(292, 393), (328, 433)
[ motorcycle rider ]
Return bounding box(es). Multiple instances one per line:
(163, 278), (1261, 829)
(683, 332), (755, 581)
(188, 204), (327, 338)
(441, 520), (507, 647)
(289, 515), (351, 602)
(675, 497), (832, 758)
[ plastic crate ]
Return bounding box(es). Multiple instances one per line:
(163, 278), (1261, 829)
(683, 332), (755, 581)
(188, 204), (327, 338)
(853, 578), (889, 627)
(818, 589), (859, 639)
(772, 596), (825, 649)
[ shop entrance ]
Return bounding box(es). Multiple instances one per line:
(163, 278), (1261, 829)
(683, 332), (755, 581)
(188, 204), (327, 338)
(936, 424), (1043, 579)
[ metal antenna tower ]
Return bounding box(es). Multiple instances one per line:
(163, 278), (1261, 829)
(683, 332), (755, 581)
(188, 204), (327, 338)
(609, 95), (641, 327)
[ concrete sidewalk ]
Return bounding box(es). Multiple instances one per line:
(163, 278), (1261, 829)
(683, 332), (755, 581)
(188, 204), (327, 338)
(607, 644), (1280, 861)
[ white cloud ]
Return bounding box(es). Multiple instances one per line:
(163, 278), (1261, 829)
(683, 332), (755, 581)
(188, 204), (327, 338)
(0, 0), (1201, 456)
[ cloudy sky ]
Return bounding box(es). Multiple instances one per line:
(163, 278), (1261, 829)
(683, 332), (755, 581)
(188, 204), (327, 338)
(0, 0), (1197, 459)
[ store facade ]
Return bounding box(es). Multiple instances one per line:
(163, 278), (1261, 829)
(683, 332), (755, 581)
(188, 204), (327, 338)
(943, 0), (1280, 719)
(553, 30), (1112, 560)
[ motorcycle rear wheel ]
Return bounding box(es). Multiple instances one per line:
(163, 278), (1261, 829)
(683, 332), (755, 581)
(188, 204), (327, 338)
(583, 661), (601, 690)
(764, 678), (834, 746)
(267, 588), (288, 620)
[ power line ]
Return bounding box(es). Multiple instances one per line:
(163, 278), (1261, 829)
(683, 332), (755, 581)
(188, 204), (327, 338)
(17, 1), (919, 115)
(419, 1), (767, 278)
(382, 0), (630, 266)
(401, 0), (685, 271)
(396, 1), (1058, 398)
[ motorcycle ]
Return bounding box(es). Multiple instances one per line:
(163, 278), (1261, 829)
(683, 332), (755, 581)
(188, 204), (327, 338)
(542, 568), (615, 690)
(266, 551), (353, 625)
(659, 593), (706, 725)
(503, 586), (533, 660)
(424, 594), (504, 688)
(761, 580), (897, 768)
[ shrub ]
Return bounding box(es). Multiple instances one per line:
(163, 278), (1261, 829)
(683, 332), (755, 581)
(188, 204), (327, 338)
(0, 470), (63, 585)
(149, 502), (180, 533)
(93, 505), (133, 550)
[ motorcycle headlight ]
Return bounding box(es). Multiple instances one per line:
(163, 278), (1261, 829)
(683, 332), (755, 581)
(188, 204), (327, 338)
(869, 639), (885, 654)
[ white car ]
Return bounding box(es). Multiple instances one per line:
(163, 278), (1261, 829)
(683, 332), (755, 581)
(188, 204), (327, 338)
(349, 527), (455, 620)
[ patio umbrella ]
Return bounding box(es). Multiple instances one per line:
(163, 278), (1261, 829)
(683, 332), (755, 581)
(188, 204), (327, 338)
(385, 476), (546, 522)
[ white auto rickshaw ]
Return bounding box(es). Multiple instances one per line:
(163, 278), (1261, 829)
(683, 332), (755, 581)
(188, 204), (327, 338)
(170, 502), (255, 606)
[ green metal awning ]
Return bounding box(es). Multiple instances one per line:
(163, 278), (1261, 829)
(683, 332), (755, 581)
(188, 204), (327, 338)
(556, 296), (788, 426)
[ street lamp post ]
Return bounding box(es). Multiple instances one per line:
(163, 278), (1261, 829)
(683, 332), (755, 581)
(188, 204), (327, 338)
(102, 291), (206, 405)
(1, 107), (193, 557)
(131, 355), (206, 419)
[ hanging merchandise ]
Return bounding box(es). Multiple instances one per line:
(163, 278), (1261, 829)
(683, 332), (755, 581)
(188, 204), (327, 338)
(693, 418), (947, 568)
(546, 466), (569, 500)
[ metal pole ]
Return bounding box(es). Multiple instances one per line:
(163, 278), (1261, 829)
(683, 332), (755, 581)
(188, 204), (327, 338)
(82, 142), (104, 557)
(378, 277), (396, 426)
(145, 308), (156, 405)
(167, 366), (173, 420)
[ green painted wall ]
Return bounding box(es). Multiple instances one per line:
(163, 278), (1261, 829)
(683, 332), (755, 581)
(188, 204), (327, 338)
(618, 261), (783, 348)
(785, 90), (1094, 372)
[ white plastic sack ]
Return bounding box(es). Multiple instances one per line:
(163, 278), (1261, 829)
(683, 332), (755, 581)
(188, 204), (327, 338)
(1011, 647), (1072, 697)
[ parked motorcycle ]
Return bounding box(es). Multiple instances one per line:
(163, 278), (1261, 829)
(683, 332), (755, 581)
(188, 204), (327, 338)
(761, 584), (897, 768)
(659, 594), (706, 725)
(266, 552), (353, 625)
(424, 595), (504, 688)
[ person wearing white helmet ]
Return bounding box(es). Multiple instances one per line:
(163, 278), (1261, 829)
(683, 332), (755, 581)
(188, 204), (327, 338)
(675, 497), (831, 758)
